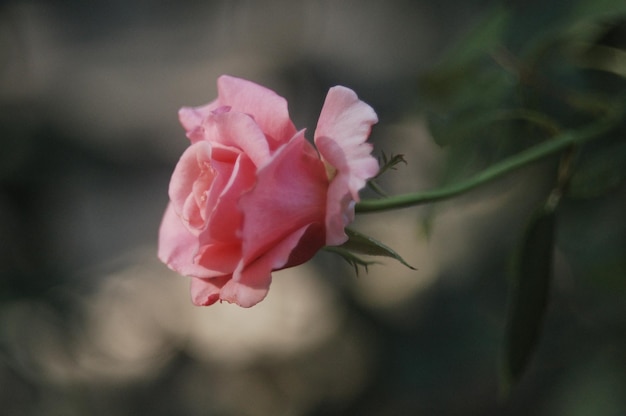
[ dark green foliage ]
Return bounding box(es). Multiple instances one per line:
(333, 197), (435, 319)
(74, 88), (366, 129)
(415, 0), (626, 393)
(501, 204), (557, 393)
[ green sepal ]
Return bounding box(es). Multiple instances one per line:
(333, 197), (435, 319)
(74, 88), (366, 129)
(366, 152), (408, 197)
(339, 228), (416, 271)
(375, 152), (407, 179)
(323, 246), (379, 276)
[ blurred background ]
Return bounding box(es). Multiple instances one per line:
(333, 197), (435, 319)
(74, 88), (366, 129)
(1, 0), (625, 415)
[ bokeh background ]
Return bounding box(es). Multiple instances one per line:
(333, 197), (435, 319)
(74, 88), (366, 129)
(1, 1), (625, 415)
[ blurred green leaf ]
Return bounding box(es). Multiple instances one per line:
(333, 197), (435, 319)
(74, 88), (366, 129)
(418, 7), (515, 148)
(501, 204), (557, 393)
(568, 139), (626, 198)
(568, 0), (626, 24)
(437, 6), (510, 67)
(429, 108), (560, 149)
(572, 43), (626, 78)
(423, 69), (516, 148)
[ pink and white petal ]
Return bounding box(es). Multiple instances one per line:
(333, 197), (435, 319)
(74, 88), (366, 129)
(202, 111), (271, 167)
(313, 86), (379, 245)
(315, 135), (378, 201)
(190, 275), (232, 306)
(222, 224), (316, 308)
(206, 154), (256, 243)
(158, 203), (223, 278)
(215, 75), (297, 147)
(314, 86), (379, 187)
(238, 132), (328, 264)
(323, 175), (355, 246)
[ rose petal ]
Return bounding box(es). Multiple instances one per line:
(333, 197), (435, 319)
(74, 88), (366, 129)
(315, 86), (379, 195)
(214, 75), (297, 148)
(282, 221), (326, 269)
(201, 111), (272, 167)
(321, 173), (355, 245)
(190, 275), (232, 306)
(158, 203), (223, 278)
(195, 242), (242, 275)
(179, 99), (218, 134)
(238, 131), (328, 264)
(314, 86), (378, 245)
(200, 146), (238, 228)
(220, 223), (317, 307)
(168, 141), (236, 233)
(217, 279), (270, 308)
(168, 141), (210, 230)
(205, 154), (256, 243)
(179, 75), (297, 149)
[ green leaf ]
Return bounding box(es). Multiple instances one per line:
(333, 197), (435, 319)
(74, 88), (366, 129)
(417, 7), (511, 109)
(340, 228), (416, 270)
(501, 204), (557, 394)
(568, 0), (626, 24)
(438, 6), (510, 67)
(568, 139), (626, 199)
(430, 108), (560, 150)
(572, 43), (626, 79)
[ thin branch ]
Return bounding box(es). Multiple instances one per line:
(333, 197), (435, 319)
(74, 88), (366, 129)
(356, 107), (622, 213)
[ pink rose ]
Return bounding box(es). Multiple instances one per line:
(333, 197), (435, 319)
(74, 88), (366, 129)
(158, 75), (378, 307)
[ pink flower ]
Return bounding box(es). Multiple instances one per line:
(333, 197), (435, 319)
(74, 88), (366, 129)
(158, 75), (378, 307)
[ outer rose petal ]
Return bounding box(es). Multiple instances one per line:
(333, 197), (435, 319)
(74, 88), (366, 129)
(158, 203), (223, 278)
(178, 98), (218, 142)
(190, 275), (231, 306)
(282, 222), (326, 269)
(189, 225), (316, 308)
(314, 86), (379, 195)
(221, 224), (317, 307)
(238, 131), (328, 264)
(215, 75), (297, 147)
(322, 173), (356, 245)
(179, 75), (297, 148)
(314, 86), (379, 245)
(195, 242), (242, 275)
